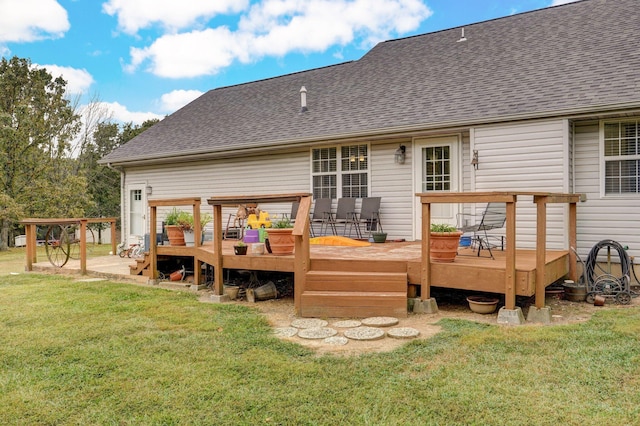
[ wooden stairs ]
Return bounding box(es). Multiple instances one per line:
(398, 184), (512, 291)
(301, 259), (408, 318)
(129, 253), (152, 277)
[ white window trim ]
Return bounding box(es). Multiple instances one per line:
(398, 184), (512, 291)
(599, 118), (640, 198)
(310, 143), (371, 199)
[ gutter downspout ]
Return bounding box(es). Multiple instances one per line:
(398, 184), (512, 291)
(107, 162), (125, 246)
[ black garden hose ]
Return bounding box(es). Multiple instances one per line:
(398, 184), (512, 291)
(584, 239), (630, 293)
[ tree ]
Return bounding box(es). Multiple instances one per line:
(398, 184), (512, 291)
(0, 56), (87, 250)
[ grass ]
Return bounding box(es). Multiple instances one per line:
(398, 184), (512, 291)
(1, 251), (640, 424)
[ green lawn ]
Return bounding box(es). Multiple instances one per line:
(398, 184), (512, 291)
(1, 255), (640, 424)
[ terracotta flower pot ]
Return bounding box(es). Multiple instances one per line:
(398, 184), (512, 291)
(266, 228), (295, 255)
(430, 231), (463, 262)
(165, 225), (185, 246)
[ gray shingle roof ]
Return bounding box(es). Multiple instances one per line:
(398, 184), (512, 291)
(101, 0), (640, 165)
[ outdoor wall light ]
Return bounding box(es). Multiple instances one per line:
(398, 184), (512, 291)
(471, 150), (479, 170)
(394, 145), (406, 164)
(145, 185), (153, 196)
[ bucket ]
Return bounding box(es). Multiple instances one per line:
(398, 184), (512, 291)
(223, 285), (239, 300)
(253, 281), (278, 301)
(170, 269), (184, 281)
(563, 281), (587, 302)
(258, 228), (268, 243)
(244, 229), (260, 243)
(251, 243), (265, 255)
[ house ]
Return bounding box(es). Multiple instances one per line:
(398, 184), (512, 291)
(100, 0), (640, 262)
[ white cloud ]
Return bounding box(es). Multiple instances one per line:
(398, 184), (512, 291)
(102, 0), (249, 34)
(124, 0), (432, 79)
(0, 0), (69, 42)
(36, 64), (94, 95)
(95, 101), (163, 125)
(159, 89), (203, 113)
(550, 0), (579, 5)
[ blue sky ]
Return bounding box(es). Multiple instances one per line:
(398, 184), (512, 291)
(0, 0), (577, 125)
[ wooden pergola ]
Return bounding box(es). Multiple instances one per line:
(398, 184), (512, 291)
(20, 217), (118, 274)
(418, 192), (581, 313)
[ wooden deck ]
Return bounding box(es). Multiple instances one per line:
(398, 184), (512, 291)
(152, 239), (570, 317)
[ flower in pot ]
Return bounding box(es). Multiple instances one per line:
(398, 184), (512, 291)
(266, 217), (294, 255)
(371, 232), (387, 243)
(179, 211), (213, 246)
(233, 241), (248, 255)
(164, 208), (188, 246)
(430, 223), (463, 263)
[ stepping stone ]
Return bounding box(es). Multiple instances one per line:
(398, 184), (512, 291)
(332, 320), (362, 328)
(324, 336), (349, 345)
(344, 326), (385, 341)
(361, 316), (399, 327)
(291, 318), (328, 329)
(298, 327), (338, 340)
(273, 327), (298, 337)
(387, 327), (420, 339)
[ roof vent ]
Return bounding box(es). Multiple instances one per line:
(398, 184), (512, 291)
(299, 86), (308, 113)
(457, 27), (467, 43)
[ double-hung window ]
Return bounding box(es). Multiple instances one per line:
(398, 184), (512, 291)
(603, 120), (640, 195)
(312, 144), (369, 199)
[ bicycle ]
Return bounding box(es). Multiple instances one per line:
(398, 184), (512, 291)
(118, 239), (145, 258)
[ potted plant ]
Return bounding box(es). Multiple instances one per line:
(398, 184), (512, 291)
(266, 217), (295, 255)
(164, 208), (188, 246)
(233, 241), (248, 255)
(371, 231), (387, 243)
(430, 223), (463, 262)
(182, 212), (213, 246)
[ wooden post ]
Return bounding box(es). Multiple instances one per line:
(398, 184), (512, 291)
(569, 201), (578, 282)
(213, 204), (223, 296)
(80, 219), (87, 275)
(25, 223), (36, 271)
(504, 200), (517, 310)
(535, 199), (547, 309)
(149, 205), (157, 281)
(293, 196), (312, 314)
(421, 201), (432, 301)
(110, 220), (117, 256)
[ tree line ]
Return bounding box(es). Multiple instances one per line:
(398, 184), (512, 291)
(0, 56), (158, 250)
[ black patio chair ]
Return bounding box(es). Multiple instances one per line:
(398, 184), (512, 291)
(457, 202), (506, 259)
(309, 198), (333, 237)
(327, 198), (356, 236)
(346, 197), (382, 239)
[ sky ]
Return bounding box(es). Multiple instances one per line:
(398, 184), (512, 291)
(0, 0), (579, 125)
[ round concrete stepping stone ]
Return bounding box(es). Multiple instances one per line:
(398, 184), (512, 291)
(298, 327), (338, 340)
(291, 318), (328, 329)
(343, 326), (386, 341)
(387, 327), (420, 339)
(361, 316), (399, 327)
(324, 336), (349, 345)
(273, 327), (298, 337)
(332, 320), (362, 328)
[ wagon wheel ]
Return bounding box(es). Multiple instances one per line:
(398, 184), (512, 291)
(65, 226), (96, 260)
(615, 292), (632, 305)
(44, 224), (71, 267)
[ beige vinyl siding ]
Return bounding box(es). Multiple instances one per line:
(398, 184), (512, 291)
(472, 119), (568, 249)
(370, 141), (414, 240)
(124, 149), (310, 237)
(574, 121), (640, 260)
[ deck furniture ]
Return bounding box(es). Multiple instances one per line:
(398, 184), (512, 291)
(309, 198), (332, 237)
(346, 197), (382, 239)
(326, 198), (356, 236)
(457, 202), (507, 259)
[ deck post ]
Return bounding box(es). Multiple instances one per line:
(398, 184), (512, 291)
(149, 205), (158, 284)
(293, 196), (312, 315)
(110, 220), (117, 256)
(497, 198), (525, 325)
(569, 201), (578, 282)
(416, 200), (438, 313)
(527, 198), (552, 323)
(211, 203), (226, 301)
(80, 219), (87, 275)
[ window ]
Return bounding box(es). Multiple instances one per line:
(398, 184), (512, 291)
(422, 146), (450, 191)
(312, 144), (369, 199)
(603, 120), (640, 195)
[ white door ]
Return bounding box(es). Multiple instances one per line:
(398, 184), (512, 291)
(413, 136), (460, 240)
(128, 185), (146, 244)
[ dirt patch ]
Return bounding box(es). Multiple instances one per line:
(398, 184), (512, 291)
(200, 289), (640, 357)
